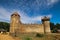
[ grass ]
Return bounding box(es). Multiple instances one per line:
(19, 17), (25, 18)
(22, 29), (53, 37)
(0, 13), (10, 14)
(17, 33), (60, 40)
(0, 33), (60, 40)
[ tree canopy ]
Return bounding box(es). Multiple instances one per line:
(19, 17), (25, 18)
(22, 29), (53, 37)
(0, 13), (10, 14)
(0, 22), (10, 32)
(50, 22), (60, 33)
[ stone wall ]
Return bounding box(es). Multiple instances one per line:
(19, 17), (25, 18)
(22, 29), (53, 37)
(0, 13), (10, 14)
(19, 24), (44, 34)
(10, 12), (51, 36)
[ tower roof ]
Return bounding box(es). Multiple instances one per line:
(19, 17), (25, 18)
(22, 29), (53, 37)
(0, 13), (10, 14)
(42, 16), (50, 21)
(11, 12), (20, 17)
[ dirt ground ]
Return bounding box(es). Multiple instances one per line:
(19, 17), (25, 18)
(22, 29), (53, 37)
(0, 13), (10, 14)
(0, 33), (60, 40)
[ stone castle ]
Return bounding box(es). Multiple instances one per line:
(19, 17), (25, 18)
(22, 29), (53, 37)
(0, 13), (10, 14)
(10, 12), (51, 36)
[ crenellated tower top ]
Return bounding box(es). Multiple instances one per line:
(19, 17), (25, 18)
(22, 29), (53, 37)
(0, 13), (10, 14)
(42, 16), (50, 22)
(11, 12), (20, 17)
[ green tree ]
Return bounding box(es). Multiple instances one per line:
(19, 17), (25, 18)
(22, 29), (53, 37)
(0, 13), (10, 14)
(50, 22), (58, 33)
(55, 23), (60, 29)
(50, 22), (55, 30)
(0, 22), (10, 32)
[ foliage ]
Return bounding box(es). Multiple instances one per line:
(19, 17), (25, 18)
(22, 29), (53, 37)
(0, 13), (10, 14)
(23, 37), (32, 40)
(50, 22), (55, 30)
(36, 33), (44, 37)
(0, 22), (10, 32)
(50, 22), (60, 33)
(55, 23), (60, 29)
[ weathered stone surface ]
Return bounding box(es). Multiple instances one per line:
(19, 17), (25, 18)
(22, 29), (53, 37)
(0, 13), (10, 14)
(10, 12), (51, 36)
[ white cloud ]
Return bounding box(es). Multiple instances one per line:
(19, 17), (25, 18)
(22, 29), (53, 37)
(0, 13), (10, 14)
(0, 7), (11, 22)
(47, 0), (59, 6)
(0, 6), (52, 24)
(21, 14), (52, 24)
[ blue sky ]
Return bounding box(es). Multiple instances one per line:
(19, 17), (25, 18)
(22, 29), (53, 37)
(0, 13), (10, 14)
(0, 0), (60, 24)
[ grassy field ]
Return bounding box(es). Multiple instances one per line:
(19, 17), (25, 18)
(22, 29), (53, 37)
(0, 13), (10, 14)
(0, 33), (60, 40)
(18, 33), (60, 40)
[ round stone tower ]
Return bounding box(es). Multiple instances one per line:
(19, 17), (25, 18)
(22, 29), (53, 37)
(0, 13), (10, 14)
(10, 12), (21, 36)
(42, 16), (51, 34)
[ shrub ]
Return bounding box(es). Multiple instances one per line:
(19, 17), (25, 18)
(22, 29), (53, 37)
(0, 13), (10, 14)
(23, 37), (32, 40)
(36, 33), (44, 37)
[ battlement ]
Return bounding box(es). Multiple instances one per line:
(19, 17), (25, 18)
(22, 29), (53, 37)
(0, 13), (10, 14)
(42, 16), (50, 21)
(11, 12), (20, 17)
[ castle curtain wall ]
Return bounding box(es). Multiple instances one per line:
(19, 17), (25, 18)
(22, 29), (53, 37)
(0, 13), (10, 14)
(10, 12), (51, 36)
(19, 24), (44, 34)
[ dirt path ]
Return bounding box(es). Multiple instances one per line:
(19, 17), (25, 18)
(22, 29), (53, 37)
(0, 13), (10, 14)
(0, 34), (21, 40)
